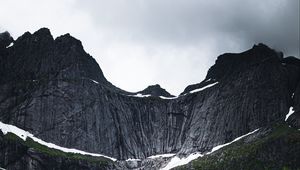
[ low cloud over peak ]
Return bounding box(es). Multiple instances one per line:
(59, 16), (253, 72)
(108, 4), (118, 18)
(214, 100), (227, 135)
(0, 0), (299, 94)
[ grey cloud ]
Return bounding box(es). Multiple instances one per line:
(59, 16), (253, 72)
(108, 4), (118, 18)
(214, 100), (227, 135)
(78, 0), (299, 56)
(0, 0), (298, 95)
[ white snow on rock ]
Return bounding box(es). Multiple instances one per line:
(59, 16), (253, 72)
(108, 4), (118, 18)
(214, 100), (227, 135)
(161, 128), (259, 170)
(285, 107), (295, 121)
(127, 94), (178, 99)
(0, 121), (117, 161)
(125, 158), (141, 161)
(0, 119), (261, 169)
(189, 82), (219, 94)
(6, 42), (14, 48)
(206, 128), (259, 154)
(205, 78), (212, 82)
(160, 152), (203, 170)
(129, 94), (179, 99)
(159, 96), (178, 100)
(128, 93), (152, 98)
(147, 153), (176, 159)
(90, 79), (99, 84)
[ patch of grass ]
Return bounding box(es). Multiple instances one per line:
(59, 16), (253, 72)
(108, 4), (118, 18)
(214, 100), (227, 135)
(3, 132), (110, 165)
(175, 123), (300, 170)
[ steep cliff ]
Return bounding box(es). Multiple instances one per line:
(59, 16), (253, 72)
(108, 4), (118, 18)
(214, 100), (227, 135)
(0, 28), (299, 169)
(0, 132), (114, 170)
(174, 123), (300, 170)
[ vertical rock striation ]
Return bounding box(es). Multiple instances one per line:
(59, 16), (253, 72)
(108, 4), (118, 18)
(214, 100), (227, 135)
(0, 28), (299, 163)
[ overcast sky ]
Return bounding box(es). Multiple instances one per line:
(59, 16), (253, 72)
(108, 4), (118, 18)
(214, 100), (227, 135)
(0, 0), (299, 95)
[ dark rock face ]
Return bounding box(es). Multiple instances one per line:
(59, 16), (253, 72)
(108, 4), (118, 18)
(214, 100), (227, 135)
(0, 132), (113, 170)
(0, 28), (299, 166)
(136, 84), (175, 97)
(287, 78), (300, 129)
(0, 31), (13, 49)
(175, 123), (300, 170)
(177, 43), (300, 154)
(182, 43), (290, 95)
(284, 56), (300, 128)
(0, 28), (109, 85)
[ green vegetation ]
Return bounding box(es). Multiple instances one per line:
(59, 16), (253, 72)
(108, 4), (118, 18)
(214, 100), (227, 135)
(175, 123), (300, 170)
(3, 132), (110, 165)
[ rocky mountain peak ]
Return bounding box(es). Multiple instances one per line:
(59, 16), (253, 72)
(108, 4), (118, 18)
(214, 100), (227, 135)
(15, 28), (54, 46)
(181, 43), (297, 95)
(205, 43), (283, 81)
(55, 33), (84, 51)
(137, 84), (175, 97)
(33, 27), (52, 38)
(251, 43), (283, 58)
(0, 31), (14, 49)
(1, 28), (300, 169)
(0, 28), (109, 86)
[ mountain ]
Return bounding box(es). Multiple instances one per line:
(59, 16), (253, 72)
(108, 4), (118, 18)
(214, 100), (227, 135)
(0, 28), (299, 170)
(174, 123), (300, 170)
(135, 84), (175, 97)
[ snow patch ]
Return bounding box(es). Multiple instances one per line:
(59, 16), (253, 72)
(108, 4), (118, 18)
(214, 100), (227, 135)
(285, 107), (294, 121)
(159, 96), (178, 100)
(207, 128), (259, 154)
(160, 152), (203, 170)
(128, 93), (151, 98)
(161, 128), (259, 170)
(205, 78), (211, 82)
(0, 121), (117, 161)
(90, 79), (99, 84)
(125, 158), (141, 161)
(6, 42), (13, 48)
(189, 82), (219, 94)
(148, 153), (176, 159)
(129, 94), (179, 99)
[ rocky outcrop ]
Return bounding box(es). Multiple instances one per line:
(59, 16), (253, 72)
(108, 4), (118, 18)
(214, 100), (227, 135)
(0, 28), (299, 165)
(283, 56), (300, 128)
(0, 28), (109, 86)
(174, 123), (300, 170)
(0, 31), (13, 49)
(287, 77), (300, 129)
(0, 132), (114, 170)
(136, 84), (175, 97)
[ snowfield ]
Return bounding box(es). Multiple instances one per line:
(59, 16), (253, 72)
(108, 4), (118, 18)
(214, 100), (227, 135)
(0, 120), (262, 169)
(90, 79), (99, 84)
(285, 107), (295, 121)
(128, 93), (152, 98)
(161, 128), (259, 170)
(159, 96), (178, 100)
(6, 42), (14, 48)
(0, 121), (117, 161)
(147, 153), (176, 159)
(189, 82), (219, 94)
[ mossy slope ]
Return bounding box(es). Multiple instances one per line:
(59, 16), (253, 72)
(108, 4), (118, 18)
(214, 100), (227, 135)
(175, 123), (300, 170)
(0, 132), (113, 170)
